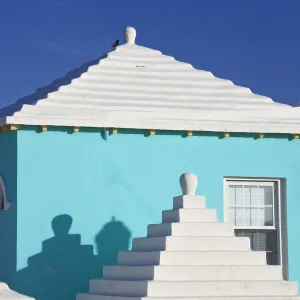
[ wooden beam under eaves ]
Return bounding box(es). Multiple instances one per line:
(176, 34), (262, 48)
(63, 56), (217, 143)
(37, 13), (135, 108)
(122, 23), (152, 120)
(258, 133), (264, 138)
(223, 132), (230, 138)
(110, 128), (118, 134)
(73, 126), (80, 133)
(41, 125), (48, 132)
(292, 134), (300, 139)
(187, 131), (193, 136)
(9, 124), (20, 131)
(149, 129), (155, 135)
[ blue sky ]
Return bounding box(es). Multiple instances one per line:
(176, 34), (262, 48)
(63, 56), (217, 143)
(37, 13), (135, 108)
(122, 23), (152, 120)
(0, 0), (299, 107)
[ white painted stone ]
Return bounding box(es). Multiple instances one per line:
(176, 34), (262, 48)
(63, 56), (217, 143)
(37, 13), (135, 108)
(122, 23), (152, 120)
(124, 27), (136, 44)
(117, 250), (266, 266)
(132, 236), (251, 251)
(179, 173), (198, 195)
(3, 28), (300, 135)
(147, 222), (234, 237)
(89, 280), (298, 297)
(162, 208), (217, 223)
(103, 265), (282, 281)
(77, 296), (300, 300)
(0, 282), (34, 300)
(173, 195), (206, 209)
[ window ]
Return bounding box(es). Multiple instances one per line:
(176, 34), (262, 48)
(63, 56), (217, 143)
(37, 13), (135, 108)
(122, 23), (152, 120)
(224, 177), (288, 278)
(0, 175), (9, 210)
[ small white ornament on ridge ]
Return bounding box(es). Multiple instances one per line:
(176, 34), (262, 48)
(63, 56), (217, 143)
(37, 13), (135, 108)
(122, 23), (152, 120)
(124, 26), (136, 44)
(180, 172), (198, 195)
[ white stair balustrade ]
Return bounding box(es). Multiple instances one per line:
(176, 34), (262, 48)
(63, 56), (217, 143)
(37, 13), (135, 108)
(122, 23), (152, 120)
(77, 172), (299, 300)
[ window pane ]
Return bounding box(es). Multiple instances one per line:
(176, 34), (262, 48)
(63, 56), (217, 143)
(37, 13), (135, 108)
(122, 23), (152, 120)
(258, 209), (265, 226)
(244, 186), (251, 206)
(243, 207), (250, 226)
(227, 182), (275, 228)
(252, 231), (266, 251)
(235, 208), (243, 226)
(250, 186), (259, 206)
(235, 186), (243, 206)
(250, 208), (259, 226)
(229, 186), (236, 206)
(259, 186), (273, 206)
(265, 207), (273, 226)
(264, 186), (273, 206)
(229, 208), (235, 225)
(234, 229), (279, 265)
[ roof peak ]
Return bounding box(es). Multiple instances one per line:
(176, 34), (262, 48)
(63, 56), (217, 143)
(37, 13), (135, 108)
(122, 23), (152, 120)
(124, 26), (136, 45)
(0, 27), (297, 134)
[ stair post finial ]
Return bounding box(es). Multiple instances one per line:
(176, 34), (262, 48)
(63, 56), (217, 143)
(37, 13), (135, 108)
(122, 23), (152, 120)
(180, 172), (198, 195)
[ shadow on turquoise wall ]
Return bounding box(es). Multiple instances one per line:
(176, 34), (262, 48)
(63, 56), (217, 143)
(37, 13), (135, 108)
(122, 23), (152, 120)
(0, 132), (17, 286)
(16, 214), (131, 300)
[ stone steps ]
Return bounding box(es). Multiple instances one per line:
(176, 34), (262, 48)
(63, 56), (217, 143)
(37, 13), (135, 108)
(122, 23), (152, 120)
(88, 280), (298, 297)
(76, 173), (300, 300)
(147, 222), (234, 237)
(117, 251), (266, 266)
(173, 195), (206, 209)
(77, 295), (300, 300)
(132, 236), (250, 251)
(162, 209), (217, 223)
(103, 265), (282, 281)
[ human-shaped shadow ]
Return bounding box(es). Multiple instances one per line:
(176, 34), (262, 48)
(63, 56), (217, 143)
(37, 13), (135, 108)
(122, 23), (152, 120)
(16, 214), (131, 300)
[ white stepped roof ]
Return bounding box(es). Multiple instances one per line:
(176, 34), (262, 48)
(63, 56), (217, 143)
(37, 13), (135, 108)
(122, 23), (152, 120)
(1, 26), (300, 134)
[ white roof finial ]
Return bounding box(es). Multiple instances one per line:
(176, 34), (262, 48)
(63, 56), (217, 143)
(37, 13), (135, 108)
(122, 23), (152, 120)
(180, 173), (198, 195)
(124, 26), (136, 44)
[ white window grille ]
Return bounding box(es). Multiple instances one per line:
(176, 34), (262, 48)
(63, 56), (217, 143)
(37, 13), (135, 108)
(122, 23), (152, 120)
(224, 178), (288, 278)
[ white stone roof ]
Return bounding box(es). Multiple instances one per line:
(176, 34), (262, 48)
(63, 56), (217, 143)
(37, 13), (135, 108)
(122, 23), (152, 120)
(1, 26), (300, 134)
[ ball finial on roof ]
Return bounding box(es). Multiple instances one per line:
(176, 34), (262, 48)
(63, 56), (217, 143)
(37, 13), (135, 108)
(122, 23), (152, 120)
(180, 173), (198, 195)
(124, 26), (136, 44)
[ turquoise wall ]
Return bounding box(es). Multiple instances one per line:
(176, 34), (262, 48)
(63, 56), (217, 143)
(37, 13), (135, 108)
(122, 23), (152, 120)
(0, 131), (17, 286)
(12, 129), (300, 299)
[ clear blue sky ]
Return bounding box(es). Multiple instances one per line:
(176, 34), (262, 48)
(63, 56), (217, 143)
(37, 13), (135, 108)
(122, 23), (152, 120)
(1, 0), (300, 107)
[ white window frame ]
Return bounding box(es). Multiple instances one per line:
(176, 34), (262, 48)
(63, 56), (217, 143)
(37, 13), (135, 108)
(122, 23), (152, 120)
(223, 177), (287, 279)
(0, 175), (10, 211)
(224, 180), (276, 230)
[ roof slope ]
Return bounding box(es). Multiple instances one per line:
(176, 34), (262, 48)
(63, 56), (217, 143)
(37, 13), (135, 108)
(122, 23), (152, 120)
(1, 27), (300, 134)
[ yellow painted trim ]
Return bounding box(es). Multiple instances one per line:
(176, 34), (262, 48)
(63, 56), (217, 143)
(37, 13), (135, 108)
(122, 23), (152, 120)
(73, 126), (80, 132)
(111, 128), (118, 134)
(223, 132), (230, 138)
(149, 129), (155, 135)
(258, 133), (264, 138)
(292, 134), (299, 139)
(187, 131), (193, 136)
(9, 124), (20, 131)
(41, 125), (48, 132)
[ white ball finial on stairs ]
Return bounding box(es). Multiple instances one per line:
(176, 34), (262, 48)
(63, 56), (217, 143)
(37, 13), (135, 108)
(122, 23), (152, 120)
(180, 172), (198, 195)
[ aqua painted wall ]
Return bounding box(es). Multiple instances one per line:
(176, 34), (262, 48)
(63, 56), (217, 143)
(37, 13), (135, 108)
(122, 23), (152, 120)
(0, 131), (17, 287)
(10, 129), (300, 299)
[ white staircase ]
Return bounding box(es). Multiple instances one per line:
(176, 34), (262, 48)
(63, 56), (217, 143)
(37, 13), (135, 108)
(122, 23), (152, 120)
(77, 172), (299, 300)
(0, 282), (34, 300)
